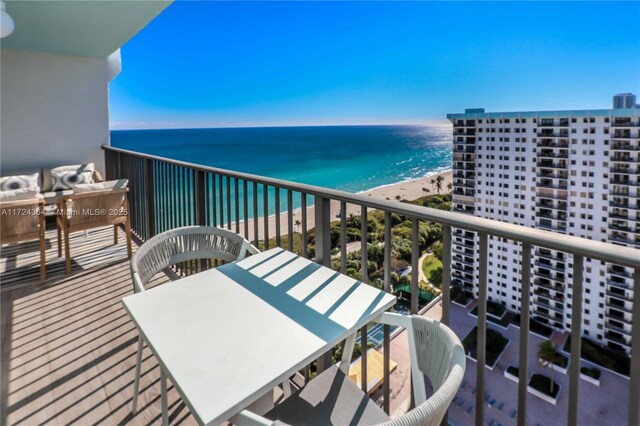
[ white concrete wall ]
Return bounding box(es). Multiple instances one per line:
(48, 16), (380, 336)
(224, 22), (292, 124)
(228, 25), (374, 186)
(1, 49), (121, 175)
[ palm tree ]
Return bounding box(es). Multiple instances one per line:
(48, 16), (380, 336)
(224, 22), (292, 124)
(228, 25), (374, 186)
(537, 340), (557, 393)
(430, 178), (436, 192)
(294, 219), (302, 233)
(346, 213), (360, 228)
(435, 175), (445, 194)
(447, 182), (453, 193)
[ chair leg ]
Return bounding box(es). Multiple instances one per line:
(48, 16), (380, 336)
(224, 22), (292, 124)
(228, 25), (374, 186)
(131, 336), (144, 414)
(161, 367), (169, 426)
(57, 226), (62, 257)
(39, 233), (46, 281)
(64, 229), (71, 274)
(39, 216), (46, 281)
(114, 225), (118, 245)
(125, 217), (132, 259)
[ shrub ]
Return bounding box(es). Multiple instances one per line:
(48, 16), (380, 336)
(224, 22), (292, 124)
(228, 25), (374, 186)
(580, 366), (601, 380)
(529, 374), (560, 398)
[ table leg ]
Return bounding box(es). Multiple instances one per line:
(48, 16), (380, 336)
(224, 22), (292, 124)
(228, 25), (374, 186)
(161, 367), (169, 426)
(340, 332), (357, 374)
(132, 337), (143, 414)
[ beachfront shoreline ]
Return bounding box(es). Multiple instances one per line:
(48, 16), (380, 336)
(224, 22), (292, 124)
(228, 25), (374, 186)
(244, 170), (452, 241)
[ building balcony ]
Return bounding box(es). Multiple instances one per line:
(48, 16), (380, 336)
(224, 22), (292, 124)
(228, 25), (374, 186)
(453, 181), (475, 189)
(605, 320), (632, 336)
(534, 297), (564, 313)
(605, 331), (632, 347)
(534, 278), (565, 292)
(534, 307), (564, 323)
(536, 170), (568, 179)
(535, 267), (566, 283)
(3, 145), (640, 426)
(537, 222), (567, 233)
(536, 199), (568, 210)
(452, 255), (474, 267)
(611, 119), (638, 128)
(534, 288), (565, 303)
(537, 159), (568, 169)
(538, 138), (570, 148)
(608, 279), (633, 291)
(453, 171), (475, 181)
(536, 210), (567, 221)
(606, 307), (633, 323)
(537, 150), (568, 159)
(609, 199), (639, 209)
(452, 246), (475, 257)
(538, 118), (569, 127)
(535, 249), (566, 262)
(609, 209), (640, 221)
(534, 259), (566, 273)
(606, 287), (633, 302)
(536, 131), (569, 138)
(610, 167), (640, 175)
(612, 140), (639, 150)
(454, 237), (475, 248)
(610, 178), (640, 188)
(453, 189), (475, 198)
(453, 152), (475, 162)
(608, 266), (633, 278)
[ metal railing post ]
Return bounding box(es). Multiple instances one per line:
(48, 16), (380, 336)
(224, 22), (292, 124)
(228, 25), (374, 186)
(314, 195), (331, 267)
(629, 268), (640, 426)
(145, 158), (155, 239)
(568, 255), (584, 426)
(476, 232), (488, 426)
(518, 242), (532, 426)
(314, 194), (332, 374)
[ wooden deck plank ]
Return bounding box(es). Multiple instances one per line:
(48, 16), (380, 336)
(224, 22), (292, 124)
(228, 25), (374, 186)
(1, 226), (194, 425)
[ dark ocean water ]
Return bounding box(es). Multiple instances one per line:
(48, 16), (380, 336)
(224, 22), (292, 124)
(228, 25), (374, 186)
(111, 125), (452, 194)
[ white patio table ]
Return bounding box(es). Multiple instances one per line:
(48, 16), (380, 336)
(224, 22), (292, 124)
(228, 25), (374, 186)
(122, 247), (397, 425)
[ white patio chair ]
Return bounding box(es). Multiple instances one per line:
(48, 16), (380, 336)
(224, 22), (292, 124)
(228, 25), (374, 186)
(234, 313), (465, 426)
(129, 226), (258, 422)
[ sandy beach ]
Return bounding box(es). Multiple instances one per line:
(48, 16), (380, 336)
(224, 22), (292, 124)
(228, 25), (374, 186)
(244, 170), (452, 242)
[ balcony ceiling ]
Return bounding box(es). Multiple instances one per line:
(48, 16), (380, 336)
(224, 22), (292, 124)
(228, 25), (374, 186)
(1, 0), (172, 58)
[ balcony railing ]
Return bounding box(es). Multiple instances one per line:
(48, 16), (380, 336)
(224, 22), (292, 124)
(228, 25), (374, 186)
(103, 145), (640, 426)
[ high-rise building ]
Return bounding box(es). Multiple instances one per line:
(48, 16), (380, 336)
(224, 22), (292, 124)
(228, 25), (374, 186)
(447, 104), (639, 354)
(614, 93), (637, 109)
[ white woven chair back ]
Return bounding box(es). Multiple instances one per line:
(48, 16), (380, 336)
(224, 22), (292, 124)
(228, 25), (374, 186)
(380, 316), (465, 426)
(130, 226), (259, 292)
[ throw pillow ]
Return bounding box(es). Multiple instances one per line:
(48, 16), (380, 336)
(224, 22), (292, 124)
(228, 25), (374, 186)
(51, 170), (93, 191)
(0, 173), (39, 192)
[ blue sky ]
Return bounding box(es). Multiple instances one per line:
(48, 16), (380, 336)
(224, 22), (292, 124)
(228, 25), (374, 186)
(109, 1), (640, 129)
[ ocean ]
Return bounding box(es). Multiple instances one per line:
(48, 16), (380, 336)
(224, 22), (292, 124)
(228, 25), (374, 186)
(110, 125), (452, 194)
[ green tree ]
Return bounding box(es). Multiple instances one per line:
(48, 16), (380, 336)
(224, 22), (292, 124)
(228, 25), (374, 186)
(538, 340), (557, 393)
(435, 175), (445, 194)
(432, 241), (444, 262)
(447, 182), (453, 193)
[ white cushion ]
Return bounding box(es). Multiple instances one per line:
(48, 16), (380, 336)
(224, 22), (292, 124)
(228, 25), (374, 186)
(0, 173), (40, 192)
(51, 170), (93, 191)
(74, 179), (128, 193)
(43, 163), (95, 191)
(0, 187), (43, 202)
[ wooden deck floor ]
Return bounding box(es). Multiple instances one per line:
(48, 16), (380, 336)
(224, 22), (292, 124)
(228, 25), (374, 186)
(1, 226), (196, 425)
(1, 225), (424, 425)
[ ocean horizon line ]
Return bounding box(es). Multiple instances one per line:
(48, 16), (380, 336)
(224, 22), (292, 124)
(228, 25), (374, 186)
(110, 122), (453, 132)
